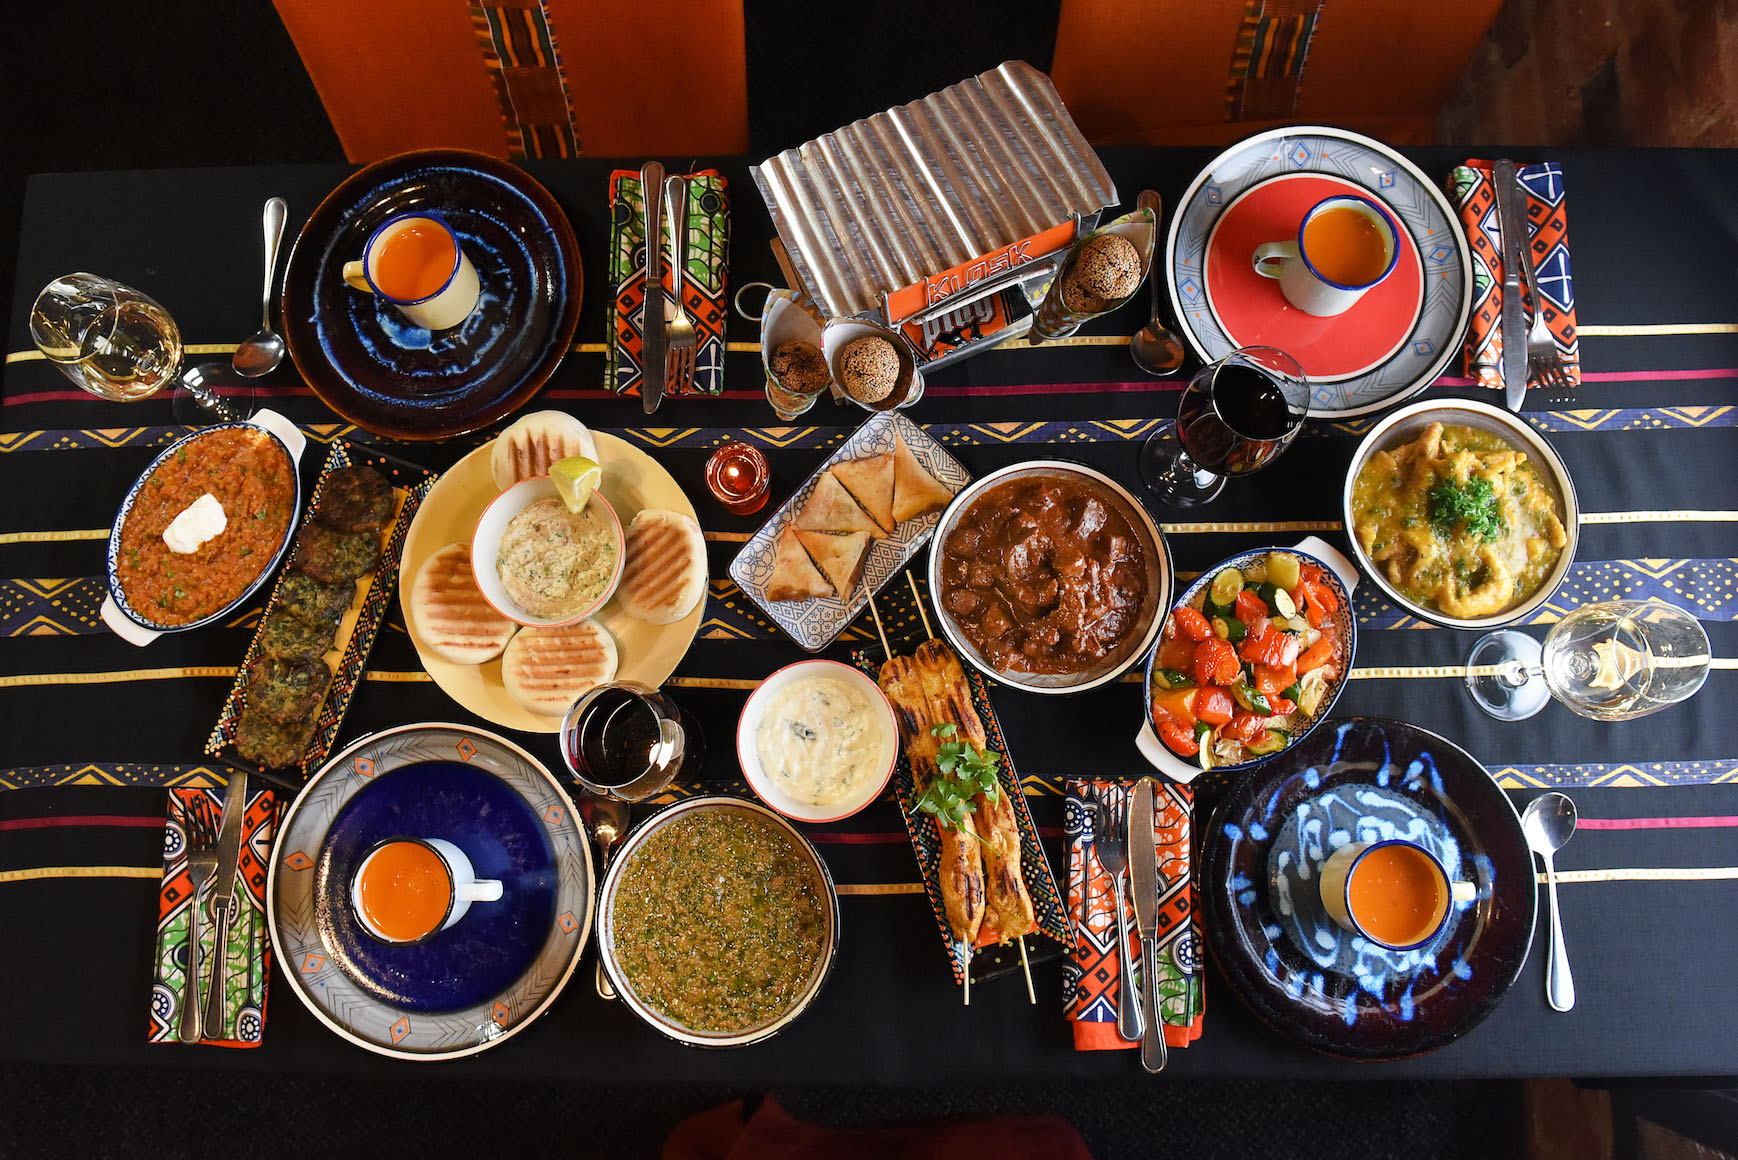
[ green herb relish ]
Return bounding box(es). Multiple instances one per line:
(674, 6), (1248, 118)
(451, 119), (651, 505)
(613, 811), (828, 1033)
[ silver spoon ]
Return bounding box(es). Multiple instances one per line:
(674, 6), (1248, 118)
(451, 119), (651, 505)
(233, 198), (288, 377)
(1128, 190), (1186, 377)
(172, 362), (255, 427)
(579, 793), (631, 999)
(1521, 792), (1578, 1012)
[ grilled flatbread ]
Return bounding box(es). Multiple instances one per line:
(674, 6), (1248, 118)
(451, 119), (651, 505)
(617, 509), (706, 625)
(490, 410), (598, 491)
(830, 452), (895, 533)
(766, 527), (833, 601)
(410, 542), (517, 664)
(795, 530), (871, 599)
(795, 473), (886, 539)
(500, 618), (618, 717)
(891, 434), (953, 523)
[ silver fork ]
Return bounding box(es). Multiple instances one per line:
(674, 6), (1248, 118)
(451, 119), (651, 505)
(1510, 174), (1573, 393)
(1092, 787), (1144, 1043)
(178, 801), (219, 1043)
(662, 175), (698, 396)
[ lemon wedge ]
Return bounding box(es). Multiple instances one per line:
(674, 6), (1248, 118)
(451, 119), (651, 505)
(550, 455), (602, 513)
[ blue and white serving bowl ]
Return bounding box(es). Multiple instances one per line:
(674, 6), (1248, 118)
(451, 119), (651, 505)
(100, 409), (306, 646)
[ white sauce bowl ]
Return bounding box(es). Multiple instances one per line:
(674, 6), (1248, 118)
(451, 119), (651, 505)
(470, 475), (625, 627)
(737, 659), (898, 823)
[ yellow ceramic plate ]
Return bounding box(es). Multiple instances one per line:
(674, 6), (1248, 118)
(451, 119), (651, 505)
(398, 432), (705, 733)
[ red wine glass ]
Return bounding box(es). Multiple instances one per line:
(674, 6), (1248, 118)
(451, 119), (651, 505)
(1137, 345), (1308, 507)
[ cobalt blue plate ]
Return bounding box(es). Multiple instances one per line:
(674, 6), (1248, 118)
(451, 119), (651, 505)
(268, 724), (592, 1060)
(281, 149), (581, 440)
(311, 760), (557, 1013)
(1200, 717), (1535, 1060)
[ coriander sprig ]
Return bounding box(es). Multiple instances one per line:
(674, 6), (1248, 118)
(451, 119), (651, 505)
(1428, 476), (1505, 542)
(914, 723), (1002, 836)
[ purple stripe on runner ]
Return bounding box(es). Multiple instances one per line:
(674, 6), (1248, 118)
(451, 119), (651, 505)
(1578, 816), (1738, 831)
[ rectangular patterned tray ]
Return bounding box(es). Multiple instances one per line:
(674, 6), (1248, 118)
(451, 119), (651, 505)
(205, 440), (436, 787)
(728, 410), (969, 652)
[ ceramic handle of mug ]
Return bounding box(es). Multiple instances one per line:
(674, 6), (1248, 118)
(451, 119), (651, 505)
(1252, 242), (1298, 279)
(460, 878), (504, 903)
(1452, 880), (1477, 903)
(341, 260), (372, 293)
(1134, 720), (1201, 784)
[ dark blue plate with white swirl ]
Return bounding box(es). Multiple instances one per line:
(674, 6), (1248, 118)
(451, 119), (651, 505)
(1200, 717), (1534, 1060)
(281, 149), (581, 440)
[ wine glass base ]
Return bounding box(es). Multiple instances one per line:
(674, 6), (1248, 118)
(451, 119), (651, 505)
(1465, 629), (1550, 721)
(1137, 421), (1225, 507)
(172, 378), (258, 426)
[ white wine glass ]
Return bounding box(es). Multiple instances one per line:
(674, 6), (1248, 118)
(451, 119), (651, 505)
(1465, 600), (1711, 721)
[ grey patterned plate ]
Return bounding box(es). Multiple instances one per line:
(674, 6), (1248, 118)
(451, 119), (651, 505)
(266, 723), (592, 1060)
(1166, 126), (1472, 417)
(728, 411), (969, 651)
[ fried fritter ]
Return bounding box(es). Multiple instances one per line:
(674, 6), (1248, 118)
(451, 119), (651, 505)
(292, 522), (381, 585)
(275, 572), (354, 630)
(234, 711), (317, 770)
(317, 465), (395, 533)
(244, 655), (332, 723)
(257, 607), (334, 662)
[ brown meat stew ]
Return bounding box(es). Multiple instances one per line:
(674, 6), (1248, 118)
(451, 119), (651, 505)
(938, 473), (1148, 674)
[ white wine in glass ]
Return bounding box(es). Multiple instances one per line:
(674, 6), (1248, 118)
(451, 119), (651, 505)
(29, 274), (182, 402)
(1466, 600), (1711, 721)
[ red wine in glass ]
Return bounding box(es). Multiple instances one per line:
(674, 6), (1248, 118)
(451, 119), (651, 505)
(1140, 346), (1307, 507)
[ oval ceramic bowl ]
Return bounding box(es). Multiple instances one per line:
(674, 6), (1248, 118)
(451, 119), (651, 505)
(595, 796), (840, 1048)
(1341, 397), (1579, 630)
(470, 477), (625, 627)
(926, 460), (1172, 695)
(737, 659), (898, 823)
(1135, 537), (1358, 784)
(100, 409), (307, 646)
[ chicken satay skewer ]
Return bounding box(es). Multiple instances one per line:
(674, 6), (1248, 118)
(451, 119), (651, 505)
(906, 571), (933, 640)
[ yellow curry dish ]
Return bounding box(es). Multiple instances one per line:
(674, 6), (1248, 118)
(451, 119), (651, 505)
(1351, 422), (1568, 619)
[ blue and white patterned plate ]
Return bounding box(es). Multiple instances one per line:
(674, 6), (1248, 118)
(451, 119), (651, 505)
(1201, 717), (1535, 1060)
(728, 410), (970, 652)
(1166, 126), (1472, 417)
(267, 723), (592, 1060)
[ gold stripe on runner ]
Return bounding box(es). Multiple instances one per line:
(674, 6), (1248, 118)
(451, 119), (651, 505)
(0, 666), (235, 688)
(0, 529), (108, 544)
(363, 671), (433, 682)
(0, 865), (162, 884)
(1577, 324), (1738, 336)
(667, 677), (763, 691)
(835, 883), (926, 896)
(702, 531), (752, 543)
(1583, 511), (1738, 525)
(1549, 866), (1738, 884)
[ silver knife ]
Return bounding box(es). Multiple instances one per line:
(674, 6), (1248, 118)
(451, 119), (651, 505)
(1493, 159), (1528, 411)
(1126, 778), (1167, 1073)
(639, 161), (667, 415)
(201, 769), (249, 1037)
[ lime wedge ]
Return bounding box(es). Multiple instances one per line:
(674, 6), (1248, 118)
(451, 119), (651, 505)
(550, 455), (602, 513)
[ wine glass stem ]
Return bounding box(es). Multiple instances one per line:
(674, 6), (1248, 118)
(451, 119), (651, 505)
(1501, 661), (1541, 689)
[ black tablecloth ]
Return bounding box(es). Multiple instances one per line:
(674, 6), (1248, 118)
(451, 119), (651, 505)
(4, 148), (1738, 1081)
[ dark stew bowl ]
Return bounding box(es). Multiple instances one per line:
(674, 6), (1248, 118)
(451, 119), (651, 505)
(1136, 537), (1359, 784)
(594, 796), (840, 1048)
(100, 409), (307, 646)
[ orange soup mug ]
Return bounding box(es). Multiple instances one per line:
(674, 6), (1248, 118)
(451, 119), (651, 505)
(1318, 838), (1476, 950)
(350, 836), (502, 944)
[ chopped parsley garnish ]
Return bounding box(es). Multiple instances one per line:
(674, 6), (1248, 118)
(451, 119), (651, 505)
(914, 722), (1002, 835)
(1428, 476), (1505, 542)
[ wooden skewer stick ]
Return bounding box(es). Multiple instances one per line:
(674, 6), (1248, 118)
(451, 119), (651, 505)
(960, 941), (972, 1006)
(906, 572), (934, 640)
(1018, 935), (1036, 1005)
(866, 588), (891, 659)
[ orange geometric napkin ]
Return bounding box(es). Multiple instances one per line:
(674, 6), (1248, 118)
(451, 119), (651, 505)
(1448, 160), (1582, 390)
(1063, 779), (1203, 1050)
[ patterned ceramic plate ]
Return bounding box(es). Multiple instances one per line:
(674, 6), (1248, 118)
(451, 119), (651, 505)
(1167, 126), (1472, 417)
(1200, 717), (1535, 1060)
(267, 723), (593, 1061)
(281, 149), (582, 440)
(729, 410), (970, 652)
(206, 439), (437, 785)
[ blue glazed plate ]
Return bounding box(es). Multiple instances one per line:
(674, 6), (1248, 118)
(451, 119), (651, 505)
(281, 149), (581, 440)
(268, 723), (592, 1060)
(1200, 717), (1535, 1060)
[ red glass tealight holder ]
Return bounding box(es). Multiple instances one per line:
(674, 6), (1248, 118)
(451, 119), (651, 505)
(705, 442), (770, 514)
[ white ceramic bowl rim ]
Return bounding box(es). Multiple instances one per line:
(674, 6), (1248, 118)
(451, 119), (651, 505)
(470, 475), (626, 627)
(735, 659), (899, 823)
